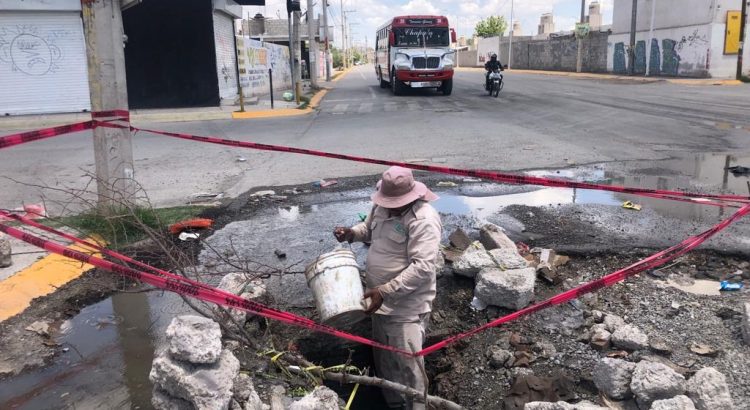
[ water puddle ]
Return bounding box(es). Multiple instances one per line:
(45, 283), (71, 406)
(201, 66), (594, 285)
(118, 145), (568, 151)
(0, 291), (187, 409)
(665, 278), (722, 296)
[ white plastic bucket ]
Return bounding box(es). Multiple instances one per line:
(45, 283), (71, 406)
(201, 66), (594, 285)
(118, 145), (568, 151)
(305, 249), (367, 328)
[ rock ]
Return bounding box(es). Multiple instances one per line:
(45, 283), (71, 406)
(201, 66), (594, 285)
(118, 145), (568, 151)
(448, 228), (473, 251)
(688, 343), (719, 357)
(489, 247), (529, 269)
(288, 386), (341, 410)
(524, 401), (608, 410)
(166, 315), (223, 364)
(232, 373), (268, 410)
(592, 358), (636, 400)
(590, 325), (612, 351)
(533, 342), (557, 359)
(217, 273), (251, 295)
(488, 346), (513, 368)
(603, 314), (626, 333)
(649, 337), (673, 355)
(611, 325), (649, 351)
(152, 387), (193, 410)
(742, 302), (750, 346)
(474, 267), (536, 310)
(270, 385), (286, 410)
(479, 223), (517, 251)
(453, 242), (495, 278)
(150, 349), (240, 410)
(25, 320), (50, 337)
(650, 395), (697, 410)
(539, 304), (585, 336)
(685, 367), (734, 410)
(629, 361), (686, 406)
(0, 236), (11, 268)
(591, 310), (605, 323)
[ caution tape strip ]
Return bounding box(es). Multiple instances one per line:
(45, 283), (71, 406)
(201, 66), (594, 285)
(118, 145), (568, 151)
(416, 202), (750, 356)
(0, 220), (411, 356)
(0, 121), (94, 150)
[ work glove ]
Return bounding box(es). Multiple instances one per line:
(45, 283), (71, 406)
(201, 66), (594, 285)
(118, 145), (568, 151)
(333, 227), (355, 243)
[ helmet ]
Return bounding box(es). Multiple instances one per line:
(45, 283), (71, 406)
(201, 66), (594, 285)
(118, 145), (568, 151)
(490, 54), (497, 60)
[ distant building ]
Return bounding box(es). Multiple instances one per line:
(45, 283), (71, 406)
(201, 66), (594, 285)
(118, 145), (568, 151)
(587, 1), (603, 29)
(512, 21), (523, 37)
(608, 0), (750, 78)
(538, 13), (555, 36)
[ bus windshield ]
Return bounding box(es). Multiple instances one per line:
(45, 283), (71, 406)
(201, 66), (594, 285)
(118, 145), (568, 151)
(394, 27), (449, 47)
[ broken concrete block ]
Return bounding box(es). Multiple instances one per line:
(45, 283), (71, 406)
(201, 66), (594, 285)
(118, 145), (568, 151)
(0, 236), (11, 268)
(589, 324), (612, 352)
(453, 242), (495, 278)
(603, 313), (626, 333)
(611, 325), (649, 351)
(150, 349), (240, 410)
(523, 401), (608, 410)
(630, 361), (686, 407)
(448, 228), (473, 251)
(479, 223), (517, 251)
(592, 358), (636, 400)
(651, 395), (697, 410)
(489, 247), (529, 270)
(742, 302), (750, 346)
(232, 373), (268, 410)
(474, 267), (536, 310)
(152, 387), (193, 410)
(685, 367), (734, 410)
(288, 386), (341, 410)
(487, 346), (513, 369)
(166, 315), (223, 364)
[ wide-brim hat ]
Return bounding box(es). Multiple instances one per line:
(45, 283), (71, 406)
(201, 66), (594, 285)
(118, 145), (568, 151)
(371, 166), (439, 208)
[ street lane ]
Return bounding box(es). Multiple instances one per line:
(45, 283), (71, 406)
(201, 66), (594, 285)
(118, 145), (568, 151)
(1, 64), (749, 212)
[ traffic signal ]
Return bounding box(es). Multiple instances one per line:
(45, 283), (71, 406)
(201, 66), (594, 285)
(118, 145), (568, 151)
(286, 0), (300, 13)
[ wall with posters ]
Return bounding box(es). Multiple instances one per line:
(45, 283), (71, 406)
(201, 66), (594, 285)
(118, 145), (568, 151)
(236, 36), (292, 98)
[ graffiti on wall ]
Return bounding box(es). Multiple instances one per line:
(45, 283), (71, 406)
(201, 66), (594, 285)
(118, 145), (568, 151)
(0, 25), (68, 76)
(661, 39), (680, 76)
(649, 39), (660, 75)
(236, 37), (291, 97)
(613, 42), (626, 74)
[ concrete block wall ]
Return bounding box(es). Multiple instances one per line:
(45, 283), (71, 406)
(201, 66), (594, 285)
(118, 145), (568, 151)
(498, 31), (609, 73)
(457, 50), (478, 67)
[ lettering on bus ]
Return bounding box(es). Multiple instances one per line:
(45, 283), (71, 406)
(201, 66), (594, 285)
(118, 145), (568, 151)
(407, 19), (435, 25)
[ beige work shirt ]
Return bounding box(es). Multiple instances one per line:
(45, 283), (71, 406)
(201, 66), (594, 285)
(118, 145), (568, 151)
(350, 200), (443, 316)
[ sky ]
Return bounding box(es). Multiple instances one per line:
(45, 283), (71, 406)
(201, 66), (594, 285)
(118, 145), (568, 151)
(242, 0), (614, 48)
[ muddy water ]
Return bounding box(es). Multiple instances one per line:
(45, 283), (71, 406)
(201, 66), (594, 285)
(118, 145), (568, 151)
(0, 291), (188, 409)
(1, 152), (748, 409)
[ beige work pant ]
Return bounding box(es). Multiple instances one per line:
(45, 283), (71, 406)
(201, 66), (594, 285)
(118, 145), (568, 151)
(372, 313), (430, 410)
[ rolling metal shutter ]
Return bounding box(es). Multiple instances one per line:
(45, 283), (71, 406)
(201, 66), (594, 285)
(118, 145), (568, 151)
(212, 11), (238, 101)
(0, 11), (91, 115)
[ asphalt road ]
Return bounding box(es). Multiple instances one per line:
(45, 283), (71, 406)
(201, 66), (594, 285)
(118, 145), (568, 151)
(1, 65), (749, 212)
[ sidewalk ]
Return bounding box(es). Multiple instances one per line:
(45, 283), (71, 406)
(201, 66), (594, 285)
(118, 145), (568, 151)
(0, 73), (349, 132)
(455, 67), (744, 86)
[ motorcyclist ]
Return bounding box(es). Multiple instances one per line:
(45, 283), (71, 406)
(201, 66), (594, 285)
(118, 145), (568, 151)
(484, 54), (504, 90)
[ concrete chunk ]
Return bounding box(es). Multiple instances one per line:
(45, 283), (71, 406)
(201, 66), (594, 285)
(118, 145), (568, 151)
(489, 247), (529, 269)
(742, 302), (750, 346)
(166, 315), (223, 364)
(453, 242), (495, 278)
(479, 223), (517, 251)
(289, 386), (341, 410)
(474, 267), (536, 310)
(592, 358), (635, 400)
(0, 236), (11, 268)
(651, 395), (697, 410)
(150, 349), (240, 410)
(448, 228), (472, 250)
(686, 367), (734, 410)
(630, 361), (686, 406)
(611, 325), (649, 351)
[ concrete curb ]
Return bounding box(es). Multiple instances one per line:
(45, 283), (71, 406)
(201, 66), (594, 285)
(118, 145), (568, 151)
(455, 67), (744, 86)
(231, 88), (329, 119)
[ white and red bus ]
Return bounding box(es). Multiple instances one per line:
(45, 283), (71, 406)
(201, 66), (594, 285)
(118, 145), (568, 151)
(375, 15), (456, 96)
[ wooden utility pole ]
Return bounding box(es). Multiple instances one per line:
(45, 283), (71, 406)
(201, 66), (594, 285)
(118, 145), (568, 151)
(321, 0), (331, 80)
(628, 0), (638, 75)
(341, 0), (347, 69)
(293, 10), (302, 102)
(306, 0), (319, 87)
(737, 0), (748, 80)
(81, 0), (135, 211)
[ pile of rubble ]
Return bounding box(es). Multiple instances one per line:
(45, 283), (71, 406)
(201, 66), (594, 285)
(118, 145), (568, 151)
(443, 223), (570, 311)
(149, 271), (344, 410)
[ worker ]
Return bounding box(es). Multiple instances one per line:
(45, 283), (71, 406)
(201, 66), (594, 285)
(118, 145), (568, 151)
(334, 166), (443, 410)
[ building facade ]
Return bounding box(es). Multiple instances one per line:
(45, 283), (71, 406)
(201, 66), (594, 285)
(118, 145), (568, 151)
(608, 0), (750, 78)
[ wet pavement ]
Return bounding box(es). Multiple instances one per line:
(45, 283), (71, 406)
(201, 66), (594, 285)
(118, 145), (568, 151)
(1, 152), (749, 408)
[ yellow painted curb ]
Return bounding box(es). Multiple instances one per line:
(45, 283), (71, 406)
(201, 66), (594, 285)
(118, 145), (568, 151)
(0, 240), (101, 322)
(331, 67), (354, 82)
(309, 88), (329, 108)
(232, 108), (312, 119)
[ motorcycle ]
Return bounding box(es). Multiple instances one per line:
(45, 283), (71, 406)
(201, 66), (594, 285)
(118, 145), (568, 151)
(486, 69), (504, 98)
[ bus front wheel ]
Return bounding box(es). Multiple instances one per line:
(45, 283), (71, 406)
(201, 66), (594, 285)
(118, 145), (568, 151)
(391, 71), (405, 96)
(440, 79), (453, 96)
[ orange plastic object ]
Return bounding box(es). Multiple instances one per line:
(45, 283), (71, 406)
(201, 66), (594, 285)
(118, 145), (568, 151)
(168, 218), (214, 235)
